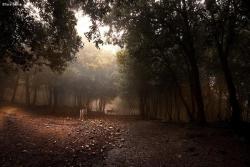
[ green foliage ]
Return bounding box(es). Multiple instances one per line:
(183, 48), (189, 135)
(82, 0), (250, 122)
(0, 0), (82, 71)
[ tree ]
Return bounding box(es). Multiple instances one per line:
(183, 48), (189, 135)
(81, 0), (207, 123)
(0, 0), (81, 71)
(205, 0), (249, 125)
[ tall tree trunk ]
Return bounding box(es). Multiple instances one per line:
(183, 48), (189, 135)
(86, 98), (91, 113)
(181, 0), (206, 124)
(217, 86), (223, 121)
(175, 87), (181, 121)
(75, 95), (78, 107)
(247, 93), (250, 122)
(186, 47), (206, 124)
(168, 90), (173, 121)
(205, 0), (241, 126)
(48, 86), (53, 106)
(218, 46), (241, 125)
(139, 93), (145, 118)
(189, 76), (196, 116)
(25, 74), (30, 106)
(0, 86), (5, 102)
(53, 87), (58, 111)
(11, 75), (19, 103)
(32, 86), (38, 106)
(98, 98), (106, 113)
(164, 58), (194, 122)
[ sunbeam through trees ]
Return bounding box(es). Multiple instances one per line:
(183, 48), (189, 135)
(0, 0), (250, 166)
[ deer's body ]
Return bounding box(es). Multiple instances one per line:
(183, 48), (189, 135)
(106, 109), (115, 114)
(80, 108), (87, 120)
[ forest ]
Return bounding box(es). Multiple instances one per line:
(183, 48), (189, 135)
(0, 0), (250, 167)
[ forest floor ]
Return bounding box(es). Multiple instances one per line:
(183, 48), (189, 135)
(0, 106), (249, 167)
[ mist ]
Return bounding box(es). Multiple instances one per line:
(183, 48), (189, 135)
(0, 0), (249, 167)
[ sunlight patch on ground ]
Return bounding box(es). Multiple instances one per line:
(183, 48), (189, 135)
(0, 106), (74, 140)
(0, 106), (18, 114)
(0, 106), (19, 128)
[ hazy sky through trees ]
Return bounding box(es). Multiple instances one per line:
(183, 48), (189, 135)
(75, 11), (121, 55)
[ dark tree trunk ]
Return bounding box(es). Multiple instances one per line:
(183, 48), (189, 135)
(52, 87), (58, 112)
(174, 87), (181, 121)
(186, 47), (206, 124)
(164, 92), (169, 121)
(205, 0), (241, 126)
(86, 98), (91, 113)
(139, 93), (146, 118)
(98, 98), (106, 113)
(11, 75), (19, 103)
(218, 46), (241, 125)
(25, 74), (30, 106)
(0, 87), (5, 102)
(75, 95), (78, 107)
(163, 57), (194, 122)
(32, 86), (38, 106)
(48, 87), (53, 106)
(189, 75), (196, 116)
(180, 0), (206, 124)
(217, 86), (223, 121)
(168, 90), (173, 121)
(54, 88), (58, 107)
(247, 93), (250, 121)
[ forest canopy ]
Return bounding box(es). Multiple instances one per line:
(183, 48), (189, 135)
(1, 1), (250, 167)
(0, 0), (81, 71)
(0, 0), (250, 125)
(80, 0), (250, 125)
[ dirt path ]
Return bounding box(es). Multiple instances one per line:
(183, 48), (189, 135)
(0, 106), (125, 167)
(0, 106), (249, 167)
(104, 122), (250, 167)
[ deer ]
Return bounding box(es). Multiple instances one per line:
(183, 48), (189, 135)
(106, 109), (115, 114)
(79, 107), (87, 121)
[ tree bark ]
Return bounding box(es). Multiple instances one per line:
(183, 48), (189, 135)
(11, 75), (19, 103)
(217, 86), (223, 121)
(0, 87), (5, 102)
(206, 0), (242, 126)
(175, 87), (181, 121)
(184, 37), (206, 124)
(180, 0), (206, 124)
(139, 92), (146, 118)
(247, 93), (250, 121)
(218, 46), (241, 125)
(163, 57), (194, 122)
(52, 87), (58, 112)
(25, 74), (30, 106)
(32, 86), (38, 106)
(48, 86), (53, 106)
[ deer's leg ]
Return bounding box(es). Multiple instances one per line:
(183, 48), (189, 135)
(83, 110), (85, 120)
(80, 109), (82, 120)
(81, 110), (83, 120)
